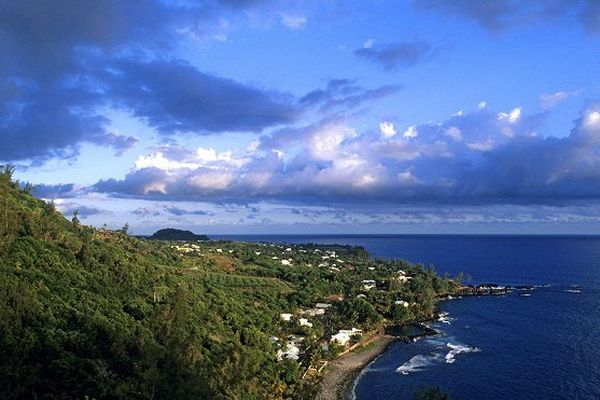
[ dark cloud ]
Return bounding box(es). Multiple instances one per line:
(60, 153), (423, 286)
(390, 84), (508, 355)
(578, 0), (600, 35)
(31, 183), (79, 199)
(354, 40), (434, 71)
(57, 203), (105, 219)
(104, 59), (298, 134)
(301, 79), (401, 112)
(413, 0), (600, 34)
(0, 0), (296, 164)
(164, 206), (213, 216)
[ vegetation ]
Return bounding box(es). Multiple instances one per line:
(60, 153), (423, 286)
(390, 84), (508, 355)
(0, 166), (461, 399)
(148, 228), (209, 241)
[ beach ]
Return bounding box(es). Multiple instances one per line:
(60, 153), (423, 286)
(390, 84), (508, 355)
(317, 334), (398, 400)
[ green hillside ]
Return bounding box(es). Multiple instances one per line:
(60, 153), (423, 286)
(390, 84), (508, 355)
(0, 166), (459, 399)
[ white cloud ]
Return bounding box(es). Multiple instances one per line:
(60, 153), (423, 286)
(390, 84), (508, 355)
(585, 110), (600, 127)
(363, 38), (375, 48)
(497, 107), (521, 123)
(403, 125), (418, 139)
(379, 121), (397, 138)
(281, 15), (307, 30)
(445, 126), (463, 141)
(540, 90), (579, 110)
(478, 101), (487, 109)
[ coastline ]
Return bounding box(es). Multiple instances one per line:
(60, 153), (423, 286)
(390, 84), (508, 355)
(316, 317), (443, 400)
(316, 334), (398, 400)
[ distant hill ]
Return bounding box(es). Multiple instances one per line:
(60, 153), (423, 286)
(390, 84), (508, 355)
(148, 228), (209, 241)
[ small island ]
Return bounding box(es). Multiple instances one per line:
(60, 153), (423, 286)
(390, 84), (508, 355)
(147, 228), (209, 241)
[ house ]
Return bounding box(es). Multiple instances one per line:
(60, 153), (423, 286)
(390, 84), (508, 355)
(395, 300), (410, 307)
(281, 259), (292, 266)
(315, 303), (331, 309)
(330, 328), (362, 346)
(254, 251), (261, 255)
(330, 332), (351, 346)
(277, 335), (305, 360)
(298, 318), (313, 328)
(356, 294), (367, 299)
(280, 313), (293, 322)
(362, 279), (376, 291)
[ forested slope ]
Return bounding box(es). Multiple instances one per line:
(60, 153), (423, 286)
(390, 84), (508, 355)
(0, 167), (299, 399)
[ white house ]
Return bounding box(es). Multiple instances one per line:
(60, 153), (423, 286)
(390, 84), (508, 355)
(298, 318), (313, 328)
(395, 300), (410, 307)
(281, 259), (292, 266)
(330, 328), (362, 346)
(280, 313), (293, 322)
(362, 279), (376, 291)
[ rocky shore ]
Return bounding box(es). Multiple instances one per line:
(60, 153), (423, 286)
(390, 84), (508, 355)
(316, 334), (397, 400)
(316, 323), (439, 400)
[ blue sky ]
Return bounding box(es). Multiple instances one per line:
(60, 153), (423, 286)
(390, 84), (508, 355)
(3, 0), (600, 234)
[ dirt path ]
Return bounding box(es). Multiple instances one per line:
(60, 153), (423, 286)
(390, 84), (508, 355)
(316, 335), (398, 400)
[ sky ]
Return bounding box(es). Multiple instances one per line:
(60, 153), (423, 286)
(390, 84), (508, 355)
(3, 0), (600, 234)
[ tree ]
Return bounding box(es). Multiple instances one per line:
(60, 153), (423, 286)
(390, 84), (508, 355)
(72, 209), (80, 227)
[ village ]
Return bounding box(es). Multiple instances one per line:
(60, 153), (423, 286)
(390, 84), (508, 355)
(168, 239), (455, 380)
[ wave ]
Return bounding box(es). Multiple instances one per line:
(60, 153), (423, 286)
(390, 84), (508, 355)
(564, 289), (581, 293)
(445, 343), (480, 364)
(396, 354), (441, 375)
(396, 342), (480, 375)
(437, 311), (453, 325)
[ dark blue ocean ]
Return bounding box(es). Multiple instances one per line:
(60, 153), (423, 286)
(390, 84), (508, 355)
(215, 235), (600, 399)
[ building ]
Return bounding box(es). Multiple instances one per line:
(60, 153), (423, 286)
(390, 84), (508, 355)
(362, 279), (376, 291)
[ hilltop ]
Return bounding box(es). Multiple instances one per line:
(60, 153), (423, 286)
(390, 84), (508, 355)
(0, 166), (461, 399)
(148, 228), (209, 241)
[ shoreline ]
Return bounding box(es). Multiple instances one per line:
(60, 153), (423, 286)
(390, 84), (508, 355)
(316, 333), (398, 400)
(316, 319), (442, 400)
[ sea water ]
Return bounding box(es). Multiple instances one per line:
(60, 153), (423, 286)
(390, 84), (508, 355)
(215, 235), (600, 399)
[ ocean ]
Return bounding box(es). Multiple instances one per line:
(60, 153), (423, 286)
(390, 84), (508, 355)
(214, 235), (600, 399)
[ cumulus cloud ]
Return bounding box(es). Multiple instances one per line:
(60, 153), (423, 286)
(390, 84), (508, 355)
(91, 102), (600, 206)
(379, 121), (397, 138)
(354, 39), (435, 70)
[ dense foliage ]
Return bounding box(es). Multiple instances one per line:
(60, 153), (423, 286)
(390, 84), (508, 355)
(0, 166), (460, 399)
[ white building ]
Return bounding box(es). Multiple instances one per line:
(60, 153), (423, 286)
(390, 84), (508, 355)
(280, 313), (293, 322)
(362, 279), (376, 291)
(330, 328), (362, 346)
(298, 318), (313, 328)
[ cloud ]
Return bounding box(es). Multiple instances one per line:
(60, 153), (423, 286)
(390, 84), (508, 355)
(32, 183), (81, 199)
(55, 202), (105, 219)
(0, 0), (298, 164)
(379, 121), (397, 138)
(280, 14), (307, 29)
(164, 206), (214, 216)
(413, 0), (600, 34)
(300, 79), (401, 113)
(539, 90), (580, 110)
(90, 102), (600, 206)
(354, 39), (435, 70)
(104, 59), (298, 134)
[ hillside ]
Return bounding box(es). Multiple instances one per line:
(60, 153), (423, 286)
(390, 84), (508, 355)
(0, 166), (459, 399)
(148, 228), (209, 241)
